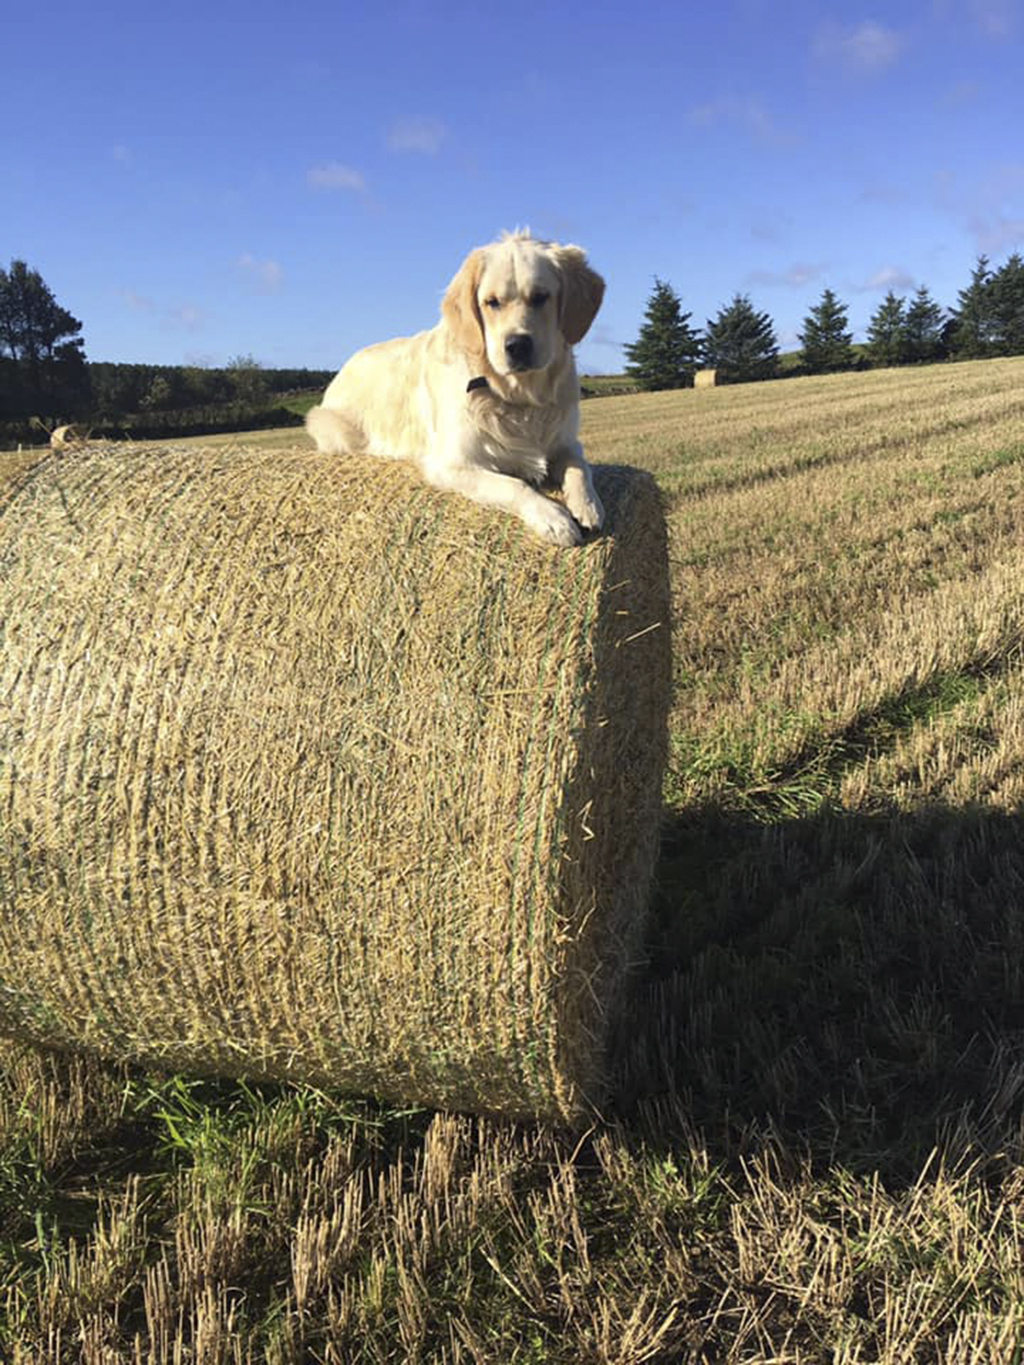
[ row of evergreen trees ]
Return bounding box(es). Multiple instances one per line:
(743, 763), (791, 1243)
(624, 284), (777, 389)
(625, 252), (1024, 389)
(7, 251), (1023, 419)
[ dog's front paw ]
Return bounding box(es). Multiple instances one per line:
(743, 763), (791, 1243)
(561, 465), (605, 533)
(525, 497), (583, 546)
(565, 486), (604, 532)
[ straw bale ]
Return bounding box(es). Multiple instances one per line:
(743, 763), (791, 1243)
(694, 368), (718, 389)
(0, 443), (670, 1124)
(49, 423), (90, 450)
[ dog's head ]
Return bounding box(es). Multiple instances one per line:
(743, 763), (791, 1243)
(442, 231), (604, 378)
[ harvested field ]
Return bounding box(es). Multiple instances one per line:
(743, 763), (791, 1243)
(3, 357), (1024, 1361)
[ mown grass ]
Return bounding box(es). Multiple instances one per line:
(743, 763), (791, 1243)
(278, 390), (324, 419)
(4, 357), (1024, 1361)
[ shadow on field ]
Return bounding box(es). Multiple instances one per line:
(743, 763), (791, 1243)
(614, 800), (1024, 1180)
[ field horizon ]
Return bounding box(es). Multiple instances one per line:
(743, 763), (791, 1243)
(4, 356), (1024, 1361)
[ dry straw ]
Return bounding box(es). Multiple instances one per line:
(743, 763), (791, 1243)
(0, 443), (670, 1124)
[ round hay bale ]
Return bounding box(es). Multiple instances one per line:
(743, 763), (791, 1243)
(0, 443), (670, 1124)
(49, 424), (88, 450)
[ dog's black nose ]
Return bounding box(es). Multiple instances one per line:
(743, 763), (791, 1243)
(505, 334), (534, 369)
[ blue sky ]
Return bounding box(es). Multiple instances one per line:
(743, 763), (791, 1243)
(5, 0), (1023, 374)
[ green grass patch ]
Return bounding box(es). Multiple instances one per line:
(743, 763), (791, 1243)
(278, 388), (323, 418)
(971, 443), (1024, 476)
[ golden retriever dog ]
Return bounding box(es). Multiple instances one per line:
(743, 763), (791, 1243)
(305, 231), (606, 546)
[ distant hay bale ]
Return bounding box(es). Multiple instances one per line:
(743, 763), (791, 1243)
(49, 424), (90, 450)
(694, 368), (718, 389)
(0, 443), (671, 1124)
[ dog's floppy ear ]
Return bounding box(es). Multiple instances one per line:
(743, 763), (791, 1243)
(553, 246), (605, 345)
(442, 247), (487, 359)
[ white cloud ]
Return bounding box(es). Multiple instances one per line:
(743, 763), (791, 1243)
(587, 325), (625, 352)
(238, 254), (284, 292)
(307, 162), (366, 193)
(968, 211), (1024, 256)
(856, 266), (918, 293)
(942, 78), (980, 108)
(387, 118), (446, 155)
(747, 262), (827, 289)
(167, 304), (206, 331)
(968, 0), (1018, 37)
(749, 210), (793, 243)
(120, 289), (209, 332)
(815, 21), (903, 75)
(120, 289), (155, 313)
(860, 180), (912, 207)
(935, 162), (1024, 256)
(688, 94), (792, 147)
(931, 0), (1019, 37)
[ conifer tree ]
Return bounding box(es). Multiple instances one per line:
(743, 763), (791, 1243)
(903, 285), (946, 364)
(866, 291), (908, 367)
(0, 259), (90, 418)
(990, 252), (1024, 356)
(798, 288), (854, 373)
(950, 256), (996, 358)
(624, 278), (702, 390)
(703, 294), (778, 383)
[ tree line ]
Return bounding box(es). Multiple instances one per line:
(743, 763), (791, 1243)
(86, 359), (334, 421)
(0, 258), (334, 442)
(625, 251), (1024, 389)
(6, 251), (1024, 429)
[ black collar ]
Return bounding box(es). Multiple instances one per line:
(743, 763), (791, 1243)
(466, 376), (490, 393)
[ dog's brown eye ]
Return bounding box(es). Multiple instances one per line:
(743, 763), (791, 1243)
(530, 291), (549, 308)
(484, 297), (501, 310)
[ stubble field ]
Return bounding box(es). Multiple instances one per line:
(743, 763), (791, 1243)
(3, 357), (1024, 1361)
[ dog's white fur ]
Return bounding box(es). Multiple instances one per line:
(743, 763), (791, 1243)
(305, 231), (606, 545)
